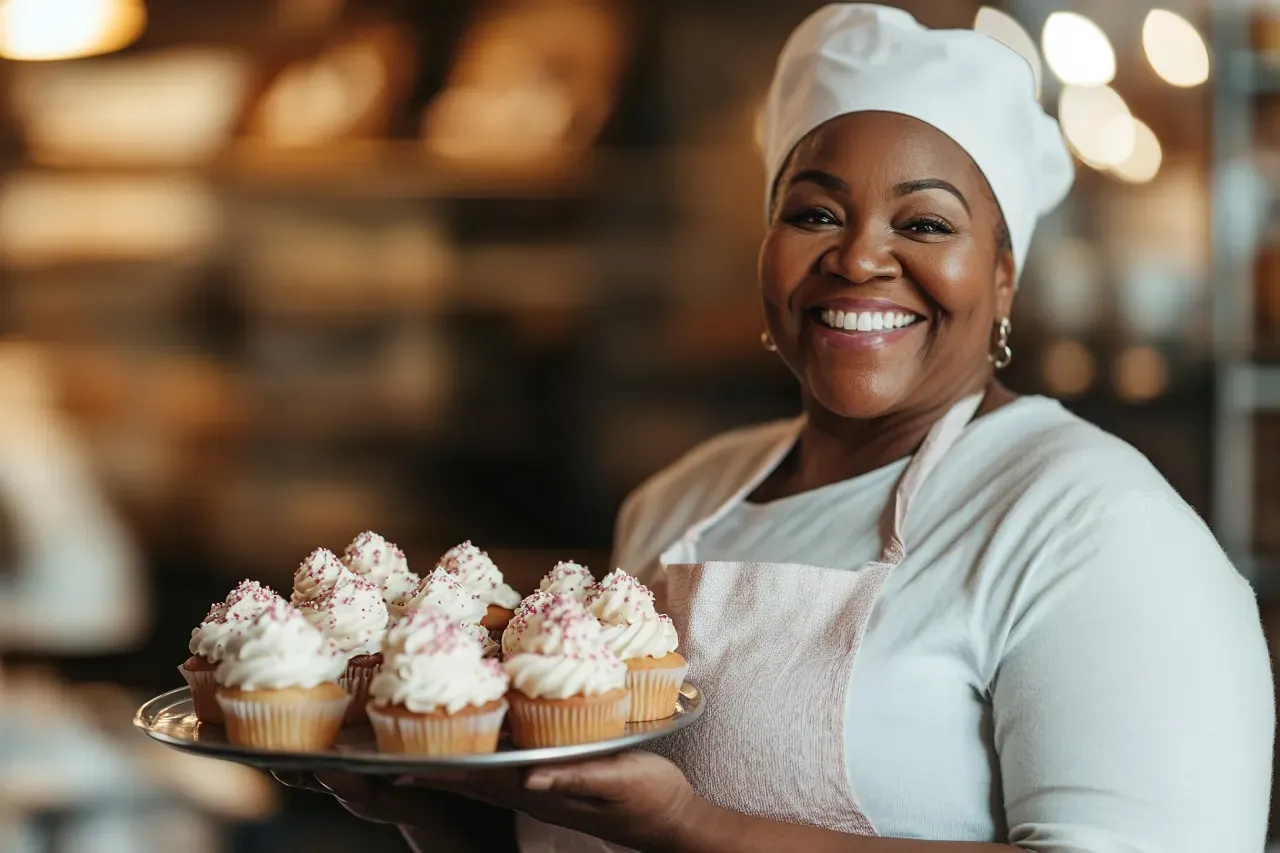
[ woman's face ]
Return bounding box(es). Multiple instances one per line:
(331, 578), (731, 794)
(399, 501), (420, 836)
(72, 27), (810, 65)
(759, 111), (1015, 420)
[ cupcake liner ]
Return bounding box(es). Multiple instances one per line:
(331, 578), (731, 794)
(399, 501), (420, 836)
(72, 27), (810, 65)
(179, 665), (223, 725)
(339, 660), (381, 724)
(367, 700), (507, 756)
(216, 691), (350, 751)
(507, 689), (629, 748)
(626, 661), (688, 722)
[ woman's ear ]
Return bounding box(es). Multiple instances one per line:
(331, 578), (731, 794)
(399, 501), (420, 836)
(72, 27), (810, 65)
(994, 248), (1016, 319)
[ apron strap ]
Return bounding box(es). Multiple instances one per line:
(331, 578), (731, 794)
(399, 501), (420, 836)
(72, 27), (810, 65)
(662, 392), (985, 567)
(879, 391), (984, 566)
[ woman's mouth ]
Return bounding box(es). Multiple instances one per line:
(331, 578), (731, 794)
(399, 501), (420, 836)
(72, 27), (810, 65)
(813, 308), (922, 332)
(806, 305), (926, 352)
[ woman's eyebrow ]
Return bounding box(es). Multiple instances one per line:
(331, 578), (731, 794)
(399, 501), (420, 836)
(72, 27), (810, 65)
(894, 178), (970, 213)
(786, 169), (849, 194)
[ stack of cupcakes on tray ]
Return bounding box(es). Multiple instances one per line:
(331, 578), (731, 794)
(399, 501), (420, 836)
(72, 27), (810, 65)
(178, 539), (686, 756)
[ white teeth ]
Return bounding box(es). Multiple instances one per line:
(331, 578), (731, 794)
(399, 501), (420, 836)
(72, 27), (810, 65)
(818, 309), (920, 330)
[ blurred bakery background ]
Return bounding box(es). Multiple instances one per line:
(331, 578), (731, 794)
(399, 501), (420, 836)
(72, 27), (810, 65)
(0, 0), (1274, 850)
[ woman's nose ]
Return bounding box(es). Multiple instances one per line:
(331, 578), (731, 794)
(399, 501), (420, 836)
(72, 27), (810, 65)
(819, 225), (901, 285)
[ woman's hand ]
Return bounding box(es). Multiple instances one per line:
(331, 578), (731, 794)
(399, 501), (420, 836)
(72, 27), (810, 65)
(422, 751), (707, 851)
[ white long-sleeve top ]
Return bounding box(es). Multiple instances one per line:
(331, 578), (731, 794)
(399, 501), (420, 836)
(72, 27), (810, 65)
(613, 396), (1274, 853)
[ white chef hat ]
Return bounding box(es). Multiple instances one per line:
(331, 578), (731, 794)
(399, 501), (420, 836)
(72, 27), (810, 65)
(758, 3), (1074, 278)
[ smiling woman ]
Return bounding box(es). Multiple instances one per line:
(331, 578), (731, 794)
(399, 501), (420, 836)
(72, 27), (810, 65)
(288, 5), (1275, 853)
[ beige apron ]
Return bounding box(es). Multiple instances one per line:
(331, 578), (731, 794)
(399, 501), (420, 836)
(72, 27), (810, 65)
(517, 393), (985, 852)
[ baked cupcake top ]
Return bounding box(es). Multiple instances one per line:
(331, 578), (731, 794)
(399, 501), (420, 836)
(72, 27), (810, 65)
(502, 597), (626, 699)
(342, 531), (419, 606)
(189, 580), (282, 663)
(290, 548), (346, 606)
(585, 569), (678, 661)
(296, 568), (388, 657)
(401, 567), (488, 625)
(370, 609), (509, 714)
(538, 561), (594, 602)
(215, 600), (346, 691)
(437, 541), (521, 610)
(502, 589), (564, 656)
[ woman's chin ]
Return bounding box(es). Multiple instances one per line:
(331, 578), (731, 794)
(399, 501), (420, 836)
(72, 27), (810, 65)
(804, 378), (907, 421)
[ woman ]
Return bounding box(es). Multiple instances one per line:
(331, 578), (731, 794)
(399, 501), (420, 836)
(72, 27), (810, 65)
(288, 5), (1275, 852)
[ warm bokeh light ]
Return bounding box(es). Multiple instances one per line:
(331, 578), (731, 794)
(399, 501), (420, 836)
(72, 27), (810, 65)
(0, 0), (145, 61)
(11, 50), (250, 167)
(1113, 346), (1169, 402)
(1143, 9), (1210, 88)
(1058, 84), (1134, 168)
(1042, 340), (1096, 397)
(975, 7), (1043, 98)
(1110, 118), (1163, 184)
(256, 40), (388, 148)
(0, 174), (219, 266)
(1042, 11), (1115, 87)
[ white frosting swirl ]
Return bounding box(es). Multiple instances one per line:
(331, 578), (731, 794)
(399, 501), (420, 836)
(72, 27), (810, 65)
(290, 548), (346, 606)
(462, 622), (501, 658)
(402, 567), (488, 625)
(538, 561), (594, 601)
(382, 568), (421, 615)
(585, 568), (658, 625)
(297, 569), (388, 657)
(370, 609), (509, 713)
(600, 615), (679, 660)
(189, 580), (282, 662)
(504, 653), (626, 699)
(437, 541), (521, 609)
(215, 601), (346, 690)
(501, 597), (625, 698)
(501, 590), (565, 656)
(342, 531), (409, 591)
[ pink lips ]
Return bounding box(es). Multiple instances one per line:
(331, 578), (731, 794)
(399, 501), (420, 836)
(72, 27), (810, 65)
(807, 298), (926, 352)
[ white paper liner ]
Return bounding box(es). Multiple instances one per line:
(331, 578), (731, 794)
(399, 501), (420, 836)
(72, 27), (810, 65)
(178, 664), (223, 725)
(366, 700), (507, 756)
(215, 692), (350, 750)
(626, 661), (688, 722)
(339, 660), (381, 724)
(507, 689), (630, 748)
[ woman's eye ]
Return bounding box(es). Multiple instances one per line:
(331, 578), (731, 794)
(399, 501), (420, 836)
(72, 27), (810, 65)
(783, 207), (840, 228)
(900, 217), (954, 235)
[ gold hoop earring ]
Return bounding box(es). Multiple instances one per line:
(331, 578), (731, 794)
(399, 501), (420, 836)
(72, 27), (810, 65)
(989, 317), (1012, 370)
(760, 331), (778, 353)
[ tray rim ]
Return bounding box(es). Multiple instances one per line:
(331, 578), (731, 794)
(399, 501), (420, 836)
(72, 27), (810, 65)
(134, 681), (704, 773)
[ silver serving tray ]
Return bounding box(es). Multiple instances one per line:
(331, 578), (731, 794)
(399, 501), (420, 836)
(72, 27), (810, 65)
(134, 682), (704, 773)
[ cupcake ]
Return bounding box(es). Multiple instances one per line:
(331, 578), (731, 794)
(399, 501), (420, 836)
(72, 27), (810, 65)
(215, 601), (349, 750)
(502, 596), (628, 748)
(501, 589), (563, 657)
(401, 567), (498, 657)
(182, 580), (282, 724)
(437, 541), (521, 635)
(297, 568), (389, 723)
(342, 531), (419, 610)
(366, 609), (509, 755)
(401, 567), (487, 623)
(586, 569), (686, 722)
(290, 548), (347, 606)
(538, 560), (594, 602)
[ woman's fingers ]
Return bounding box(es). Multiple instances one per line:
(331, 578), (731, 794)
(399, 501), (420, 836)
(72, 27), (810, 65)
(523, 753), (643, 800)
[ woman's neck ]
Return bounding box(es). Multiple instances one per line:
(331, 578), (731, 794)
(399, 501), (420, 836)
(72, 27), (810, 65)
(751, 377), (1012, 503)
